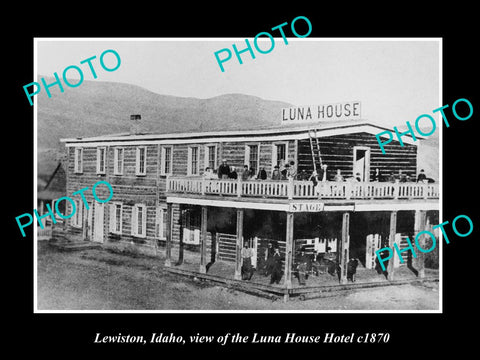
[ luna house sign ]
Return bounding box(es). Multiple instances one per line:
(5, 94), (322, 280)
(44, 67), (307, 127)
(282, 101), (361, 123)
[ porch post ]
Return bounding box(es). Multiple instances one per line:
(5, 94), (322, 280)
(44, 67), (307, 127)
(199, 206), (208, 273)
(164, 202), (173, 267)
(284, 211), (294, 300)
(234, 209), (244, 280)
(387, 210), (397, 280)
(414, 209), (427, 278)
(339, 212), (350, 284)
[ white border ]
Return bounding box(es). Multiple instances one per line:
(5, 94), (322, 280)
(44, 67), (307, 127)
(34, 37), (442, 314)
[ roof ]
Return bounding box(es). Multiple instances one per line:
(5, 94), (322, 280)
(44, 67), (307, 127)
(60, 119), (419, 146)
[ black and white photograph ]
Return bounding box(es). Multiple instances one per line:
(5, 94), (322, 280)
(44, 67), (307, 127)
(34, 38), (441, 312)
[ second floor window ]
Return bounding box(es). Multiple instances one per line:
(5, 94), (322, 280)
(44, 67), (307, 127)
(74, 147), (83, 173)
(113, 148), (124, 175)
(188, 146), (199, 175)
(205, 145), (217, 171)
(136, 146), (147, 176)
(161, 146), (172, 175)
(246, 144), (259, 174)
(96, 147), (106, 174)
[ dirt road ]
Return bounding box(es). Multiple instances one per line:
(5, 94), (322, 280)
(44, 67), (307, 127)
(36, 242), (439, 311)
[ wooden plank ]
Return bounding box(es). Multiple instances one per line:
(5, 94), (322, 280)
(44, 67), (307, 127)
(387, 211), (397, 280)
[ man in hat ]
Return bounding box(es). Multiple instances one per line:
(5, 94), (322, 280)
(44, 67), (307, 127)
(296, 247), (310, 285)
(218, 159), (231, 179)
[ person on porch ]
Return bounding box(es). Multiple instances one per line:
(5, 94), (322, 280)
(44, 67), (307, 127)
(296, 247), (309, 286)
(241, 241), (255, 281)
(270, 246), (283, 284)
(218, 159), (231, 179)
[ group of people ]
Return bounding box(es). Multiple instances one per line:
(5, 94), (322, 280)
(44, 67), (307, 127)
(294, 247), (360, 285)
(204, 158), (434, 185)
(241, 240), (283, 284)
(241, 242), (362, 286)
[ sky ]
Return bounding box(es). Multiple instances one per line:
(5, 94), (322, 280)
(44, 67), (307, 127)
(36, 38), (441, 127)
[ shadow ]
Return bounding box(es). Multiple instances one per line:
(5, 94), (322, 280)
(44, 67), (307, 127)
(407, 252), (419, 276)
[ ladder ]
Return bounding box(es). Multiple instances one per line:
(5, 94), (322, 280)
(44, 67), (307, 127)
(308, 129), (323, 173)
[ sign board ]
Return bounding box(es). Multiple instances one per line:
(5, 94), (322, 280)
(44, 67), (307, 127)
(289, 202), (324, 212)
(281, 101), (361, 124)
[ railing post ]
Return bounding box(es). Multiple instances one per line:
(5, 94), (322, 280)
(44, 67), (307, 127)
(201, 178), (206, 195)
(237, 177), (242, 197)
(393, 182), (399, 199)
(345, 182), (352, 200)
(288, 177), (294, 199)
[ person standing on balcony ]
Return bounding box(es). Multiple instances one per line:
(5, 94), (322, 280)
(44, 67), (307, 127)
(417, 169), (427, 183)
(319, 164), (328, 181)
(287, 160), (297, 179)
(373, 168), (381, 182)
(272, 165), (281, 180)
(257, 167), (267, 180)
(229, 166), (238, 179)
(281, 163), (290, 180)
(334, 169), (344, 182)
(242, 165), (252, 181)
(203, 167), (216, 179)
(218, 159), (231, 179)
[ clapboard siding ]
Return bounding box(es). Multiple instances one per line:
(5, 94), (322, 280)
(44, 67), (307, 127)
(297, 132), (417, 180)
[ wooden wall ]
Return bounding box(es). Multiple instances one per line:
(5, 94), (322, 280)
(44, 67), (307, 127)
(297, 132), (417, 180)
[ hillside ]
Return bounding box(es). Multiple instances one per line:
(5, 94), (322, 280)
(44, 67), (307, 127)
(37, 78), (291, 151)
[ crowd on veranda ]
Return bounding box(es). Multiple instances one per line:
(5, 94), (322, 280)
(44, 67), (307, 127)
(203, 158), (435, 184)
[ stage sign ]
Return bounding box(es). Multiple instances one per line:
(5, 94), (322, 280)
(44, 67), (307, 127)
(282, 101), (361, 123)
(289, 202), (324, 212)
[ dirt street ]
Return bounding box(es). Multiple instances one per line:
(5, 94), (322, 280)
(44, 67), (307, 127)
(36, 242), (439, 311)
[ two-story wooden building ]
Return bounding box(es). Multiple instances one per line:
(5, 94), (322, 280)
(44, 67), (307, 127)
(60, 109), (439, 300)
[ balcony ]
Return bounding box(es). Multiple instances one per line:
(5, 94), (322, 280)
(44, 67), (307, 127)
(166, 177), (439, 201)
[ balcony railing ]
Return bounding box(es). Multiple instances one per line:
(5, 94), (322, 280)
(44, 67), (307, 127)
(166, 177), (439, 200)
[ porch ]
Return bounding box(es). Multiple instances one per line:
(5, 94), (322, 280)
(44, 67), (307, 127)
(164, 247), (439, 301)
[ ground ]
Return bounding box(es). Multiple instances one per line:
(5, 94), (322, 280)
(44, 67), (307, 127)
(36, 241), (439, 311)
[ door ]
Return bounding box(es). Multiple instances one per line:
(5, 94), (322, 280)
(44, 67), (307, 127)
(353, 146), (371, 181)
(93, 203), (104, 243)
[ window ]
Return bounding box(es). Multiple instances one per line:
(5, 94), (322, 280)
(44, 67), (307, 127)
(132, 204), (147, 237)
(113, 148), (124, 175)
(155, 206), (169, 239)
(160, 146), (172, 175)
(96, 147), (106, 174)
(188, 146), (199, 175)
(245, 144), (259, 174)
(109, 202), (122, 234)
(71, 199), (83, 228)
(272, 142), (287, 167)
(136, 146), (147, 176)
(204, 144), (217, 171)
(74, 147), (83, 173)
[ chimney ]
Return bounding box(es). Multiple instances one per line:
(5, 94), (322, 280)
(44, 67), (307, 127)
(130, 114), (142, 135)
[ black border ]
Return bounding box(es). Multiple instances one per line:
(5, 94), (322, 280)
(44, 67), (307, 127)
(9, 5), (479, 356)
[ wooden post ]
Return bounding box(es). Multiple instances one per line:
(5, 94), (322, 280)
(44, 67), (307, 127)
(164, 202), (173, 267)
(234, 209), (244, 280)
(414, 210), (427, 278)
(387, 211), (397, 280)
(287, 177), (294, 199)
(339, 212), (350, 284)
(199, 206), (208, 273)
(284, 212), (294, 300)
(237, 177), (242, 197)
